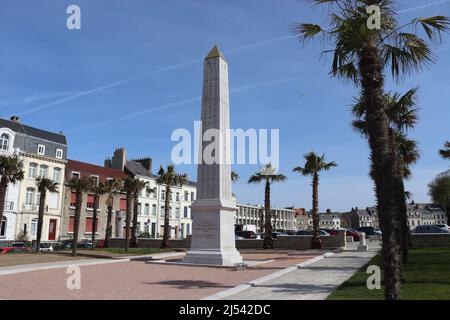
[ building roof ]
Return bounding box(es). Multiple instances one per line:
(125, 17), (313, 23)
(67, 159), (126, 181)
(0, 117), (67, 145)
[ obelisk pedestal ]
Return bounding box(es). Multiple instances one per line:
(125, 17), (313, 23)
(183, 46), (243, 266)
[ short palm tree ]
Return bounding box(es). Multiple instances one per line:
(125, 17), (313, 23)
(0, 155), (24, 224)
(68, 176), (91, 257)
(293, 152), (336, 249)
(156, 165), (188, 249)
(88, 179), (106, 250)
(231, 171), (240, 182)
(34, 178), (58, 253)
(103, 178), (121, 248)
(122, 177), (137, 252)
(439, 141), (450, 160)
(353, 88), (420, 263)
(248, 164), (287, 249)
(130, 179), (149, 248)
(292, 0), (448, 300)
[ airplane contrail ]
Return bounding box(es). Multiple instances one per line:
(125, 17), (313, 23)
(398, 0), (450, 13)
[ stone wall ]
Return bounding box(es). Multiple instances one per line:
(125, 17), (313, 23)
(411, 234), (450, 248)
(108, 231), (346, 250)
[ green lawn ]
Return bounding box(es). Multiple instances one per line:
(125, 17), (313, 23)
(95, 247), (176, 255)
(328, 248), (450, 300)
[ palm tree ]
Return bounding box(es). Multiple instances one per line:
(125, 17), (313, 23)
(34, 178), (58, 253)
(103, 178), (121, 248)
(122, 177), (137, 252)
(292, 0), (448, 300)
(156, 165), (188, 249)
(231, 171), (240, 182)
(439, 141), (450, 160)
(428, 174), (450, 224)
(248, 164), (287, 249)
(293, 153), (337, 249)
(88, 179), (105, 250)
(68, 176), (91, 257)
(0, 155), (24, 224)
(353, 88), (420, 263)
(130, 179), (149, 248)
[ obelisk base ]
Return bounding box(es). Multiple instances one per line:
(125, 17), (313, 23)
(183, 199), (243, 266)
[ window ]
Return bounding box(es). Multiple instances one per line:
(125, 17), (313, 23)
(120, 198), (127, 211)
(184, 191), (189, 201)
(25, 188), (35, 206)
(49, 192), (59, 209)
(86, 194), (95, 209)
(145, 188), (151, 197)
(85, 217), (98, 234)
(152, 204), (157, 216)
(153, 188), (157, 198)
(28, 163), (37, 178)
(70, 192), (77, 208)
(191, 192), (195, 201)
(0, 217), (6, 237)
(176, 192), (180, 201)
(0, 134), (9, 151)
(37, 144), (45, 155)
(30, 218), (38, 237)
(144, 204), (150, 215)
(39, 165), (48, 178)
(56, 148), (63, 159)
(186, 223), (191, 236)
(90, 175), (99, 186)
(53, 168), (61, 182)
(175, 207), (180, 218)
(184, 206), (188, 218)
(72, 172), (80, 179)
(68, 216), (75, 233)
(161, 190), (165, 200)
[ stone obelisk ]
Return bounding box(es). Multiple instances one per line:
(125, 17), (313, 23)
(183, 46), (243, 266)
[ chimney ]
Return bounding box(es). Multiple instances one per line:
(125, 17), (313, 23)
(326, 209), (331, 214)
(132, 157), (152, 173)
(10, 115), (20, 123)
(111, 148), (127, 171)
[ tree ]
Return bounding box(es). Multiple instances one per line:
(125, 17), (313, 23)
(0, 155), (24, 224)
(439, 141), (450, 160)
(292, 0), (448, 300)
(156, 165), (188, 249)
(35, 178), (58, 253)
(88, 179), (105, 250)
(293, 152), (337, 249)
(231, 171), (240, 182)
(353, 88), (420, 263)
(122, 177), (137, 252)
(429, 174), (450, 223)
(130, 179), (149, 248)
(68, 176), (91, 257)
(248, 164), (287, 249)
(103, 178), (121, 248)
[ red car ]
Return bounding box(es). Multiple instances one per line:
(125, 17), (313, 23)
(346, 229), (360, 241)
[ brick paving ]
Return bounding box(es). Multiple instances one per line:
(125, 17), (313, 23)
(0, 250), (319, 300)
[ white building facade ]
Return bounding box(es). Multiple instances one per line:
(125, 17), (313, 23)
(236, 204), (297, 232)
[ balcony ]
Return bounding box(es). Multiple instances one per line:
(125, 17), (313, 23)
(22, 203), (39, 212)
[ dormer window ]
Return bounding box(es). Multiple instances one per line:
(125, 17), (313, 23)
(72, 172), (80, 180)
(91, 175), (99, 186)
(56, 149), (63, 159)
(0, 134), (9, 151)
(37, 144), (45, 155)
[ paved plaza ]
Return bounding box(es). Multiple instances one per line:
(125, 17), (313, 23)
(0, 243), (379, 300)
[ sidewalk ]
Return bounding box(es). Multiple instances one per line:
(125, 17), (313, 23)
(217, 242), (380, 300)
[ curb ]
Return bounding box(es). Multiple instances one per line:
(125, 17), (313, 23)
(202, 251), (334, 300)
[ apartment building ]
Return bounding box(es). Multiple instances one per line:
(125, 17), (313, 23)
(236, 204), (297, 232)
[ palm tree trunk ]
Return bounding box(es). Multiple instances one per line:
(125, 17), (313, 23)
(359, 46), (401, 300)
(130, 193), (139, 248)
(263, 179), (273, 249)
(311, 173), (321, 249)
(259, 208), (264, 233)
(91, 194), (99, 250)
(35, 190), (46, 253)
(72, 190), (83, 257)
(104, 205), (113, 248)
(125, 191), (132, 252)
(0, 178), (8, 226)
(161, 186), (171, 249)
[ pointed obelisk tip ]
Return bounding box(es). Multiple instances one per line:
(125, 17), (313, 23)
(205, 45), (225, 60)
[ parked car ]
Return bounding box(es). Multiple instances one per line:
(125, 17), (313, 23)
(272, 231), (288, 238)
(235, 235), (245, 240)
(355, 226), (382, 236)
(11, 242), (27, 252)
(413, 225), (450, 234)
(346, 229), (361, 241)
(39, 242), (54, 252)
(296, 230), (330, 236)
(235, 231), (257, 239)
(284, 230), (296, 235)
(434, 224), (450, 232)
(54, 239), (93, 250)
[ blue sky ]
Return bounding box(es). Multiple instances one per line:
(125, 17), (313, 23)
(0, 0), (449, 211)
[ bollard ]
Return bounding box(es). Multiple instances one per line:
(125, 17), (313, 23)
(358, 232), (369, 252)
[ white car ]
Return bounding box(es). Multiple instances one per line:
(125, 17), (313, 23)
(39, 243), (54, 252)
(434, 224), (450, 232)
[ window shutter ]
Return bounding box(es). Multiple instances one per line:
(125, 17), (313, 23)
(68, 216), (74, 232)
(86, 217), (93, 233)
(120, 198), (127, 211)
